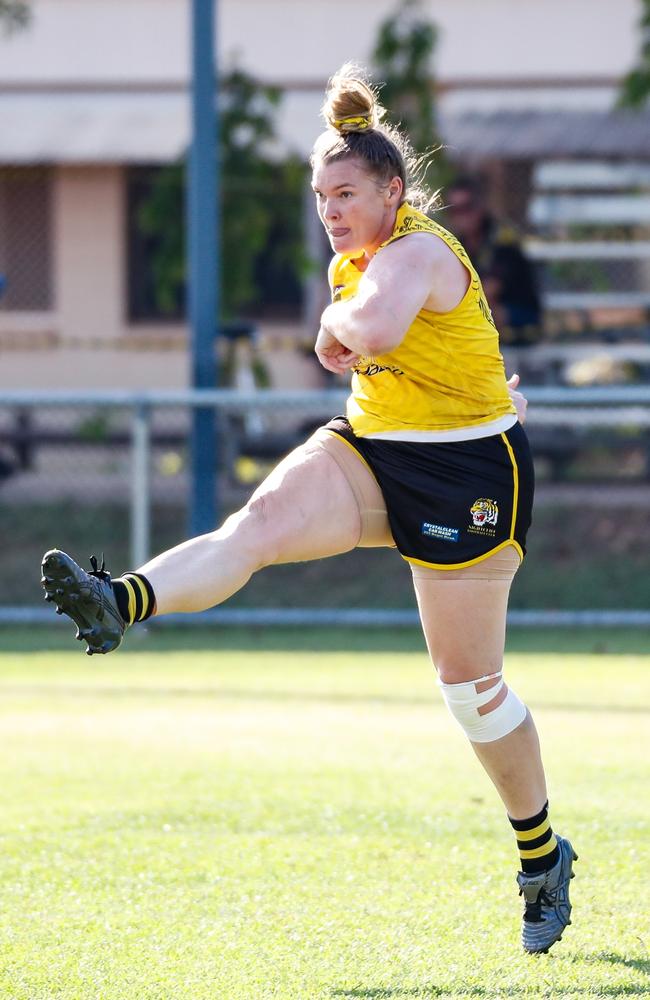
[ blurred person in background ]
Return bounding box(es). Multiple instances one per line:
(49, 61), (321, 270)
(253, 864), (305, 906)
(41, 66), (575, 956)
(446, 176), (542, 348)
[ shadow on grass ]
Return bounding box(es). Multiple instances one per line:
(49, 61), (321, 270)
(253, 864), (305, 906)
(333, 954), (650, 998)
(331, 990), (448, 998)
(331, 992), (650, 999)
(331, 979), (650, 998)
(588, 952), (650, 976)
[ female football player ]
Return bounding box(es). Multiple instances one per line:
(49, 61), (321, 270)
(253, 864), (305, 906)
(42, 65), (575, 954)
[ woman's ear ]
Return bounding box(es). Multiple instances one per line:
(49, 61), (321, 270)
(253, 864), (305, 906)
(386, 176), (403, 202)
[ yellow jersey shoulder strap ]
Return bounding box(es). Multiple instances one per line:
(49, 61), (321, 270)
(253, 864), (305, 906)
(379, 202), (476, 273)
(379, 202), (441, 245)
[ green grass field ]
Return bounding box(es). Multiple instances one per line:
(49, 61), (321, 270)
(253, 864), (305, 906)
(0, 627), (649, 1000)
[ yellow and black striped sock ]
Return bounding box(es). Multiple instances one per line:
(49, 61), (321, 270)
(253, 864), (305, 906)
(112, 573), (156, 626)
(509, 801), (560, 874)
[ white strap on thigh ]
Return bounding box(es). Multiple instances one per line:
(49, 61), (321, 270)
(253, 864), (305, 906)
(439, 671), (527, 743)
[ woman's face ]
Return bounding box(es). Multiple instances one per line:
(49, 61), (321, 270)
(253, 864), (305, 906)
(311, 157), (402, 258)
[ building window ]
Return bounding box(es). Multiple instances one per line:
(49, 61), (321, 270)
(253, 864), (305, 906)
(126, 164), (304, 324)
(0, 167), (53, 311)
(126, 165), (185, 322)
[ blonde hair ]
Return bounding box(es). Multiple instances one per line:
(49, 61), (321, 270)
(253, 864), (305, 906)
(310, 63), (439, 214)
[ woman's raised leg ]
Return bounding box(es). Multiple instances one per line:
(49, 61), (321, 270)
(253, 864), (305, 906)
(41, 429), (391, 650)
(138, 437), (363, 614)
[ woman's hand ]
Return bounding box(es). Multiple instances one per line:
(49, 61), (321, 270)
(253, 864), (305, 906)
(315, 324), (360, 375)
(507, 373), (528, 425)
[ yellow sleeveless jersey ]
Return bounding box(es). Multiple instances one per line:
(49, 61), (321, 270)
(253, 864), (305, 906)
(330, 202), (516, 436)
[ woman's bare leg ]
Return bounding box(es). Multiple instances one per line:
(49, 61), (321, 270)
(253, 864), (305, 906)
(138, 436), (365, 615)
(412, 551), (548, 820)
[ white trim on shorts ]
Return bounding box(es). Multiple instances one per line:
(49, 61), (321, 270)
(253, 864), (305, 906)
(364, 412), (517, 443)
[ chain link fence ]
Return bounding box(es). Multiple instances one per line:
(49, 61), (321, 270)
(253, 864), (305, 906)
(1, 388), (649, 627)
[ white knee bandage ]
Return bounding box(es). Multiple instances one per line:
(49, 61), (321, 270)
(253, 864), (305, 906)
(439, 671), (527, 743)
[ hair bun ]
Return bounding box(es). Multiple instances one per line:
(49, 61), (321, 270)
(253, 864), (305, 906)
(322, 63), (382, 135)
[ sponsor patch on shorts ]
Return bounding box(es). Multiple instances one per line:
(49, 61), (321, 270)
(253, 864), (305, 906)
(421, 522), (459, 543)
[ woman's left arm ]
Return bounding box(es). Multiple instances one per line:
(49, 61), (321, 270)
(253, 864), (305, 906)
(507, 373), (528, 424)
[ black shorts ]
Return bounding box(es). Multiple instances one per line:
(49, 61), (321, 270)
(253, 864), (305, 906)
(323, 417), (534, 569)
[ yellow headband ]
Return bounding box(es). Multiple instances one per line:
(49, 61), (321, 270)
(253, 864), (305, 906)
(331, 114), (373, 134)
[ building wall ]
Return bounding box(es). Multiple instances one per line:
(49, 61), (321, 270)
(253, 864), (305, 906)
(54, 166), (124, 341)
(224, 0), (639, 83)
(0, 159), (321, 389)
(0, 0), (645, 389)
(1, 0), (642, 156)
(0, 0), (639, 84)
(0, 163), (192, 389)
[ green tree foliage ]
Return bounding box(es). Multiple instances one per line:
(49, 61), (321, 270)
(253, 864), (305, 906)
(0, 0), (30, 32)
(371, 0), (452, 195)
(138, 166), (185, 316)
(139, 68), (306, 319)
(618, 0), (650, 107)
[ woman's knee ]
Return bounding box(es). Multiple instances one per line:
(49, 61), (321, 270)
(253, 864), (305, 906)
(434, 655), (502, 685)
(233, 493), (285, 569)
(438, 670), (528, 743)
(211, 494), (283, 571)
(414, 575), (510, 683)
(210, 442), (364, 570)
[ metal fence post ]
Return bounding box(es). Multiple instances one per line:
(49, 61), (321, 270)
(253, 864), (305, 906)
(188, 0), (219, 536)
(131, 402), (151, 569)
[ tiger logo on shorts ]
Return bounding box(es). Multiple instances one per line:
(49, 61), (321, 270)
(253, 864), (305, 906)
(470, 498), (499, 527)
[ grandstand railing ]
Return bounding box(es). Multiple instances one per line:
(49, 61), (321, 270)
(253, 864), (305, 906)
(1, 386), (649, 628)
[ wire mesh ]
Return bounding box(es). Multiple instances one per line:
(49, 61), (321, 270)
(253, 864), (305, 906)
(1, 390), (649, 622)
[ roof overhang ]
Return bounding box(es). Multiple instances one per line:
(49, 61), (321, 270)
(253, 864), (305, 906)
(439, 109), (650, 160)
(2, 93), (650, 165)
(0, 91), (188, 164)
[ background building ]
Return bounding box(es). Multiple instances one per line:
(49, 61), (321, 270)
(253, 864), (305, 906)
(1, 0), (648, 389)
(1, 0), (649, 619)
